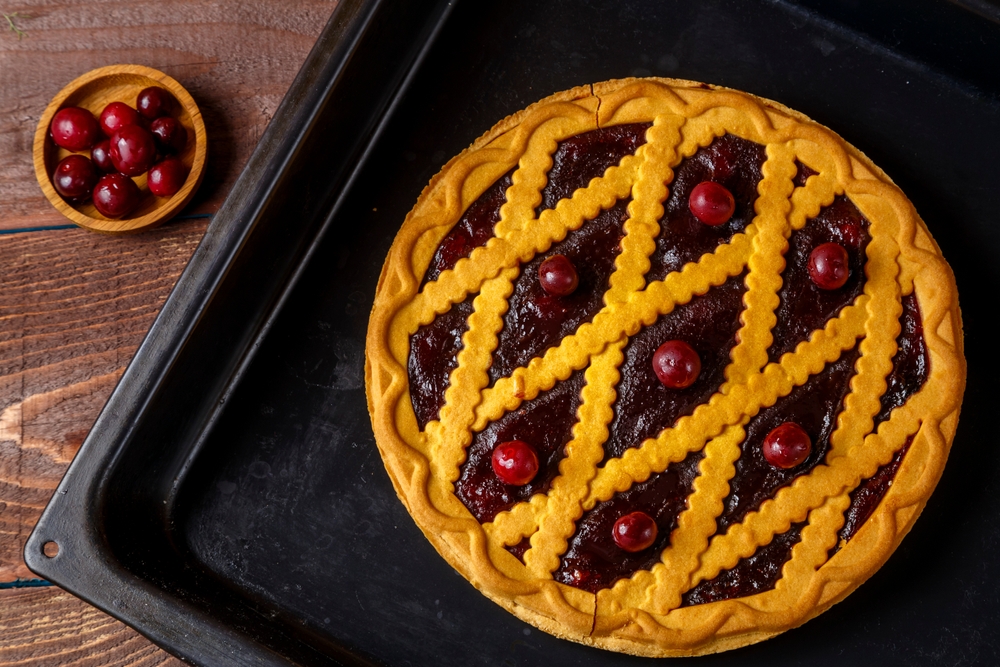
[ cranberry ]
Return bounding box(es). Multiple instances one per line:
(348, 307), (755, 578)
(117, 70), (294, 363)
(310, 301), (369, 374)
(612, 511), (658, 552)
(99, 101), (143, 137)
(90, 140), (115, 173)
(538, 254), (579, 296)
(52, 155), (98, 201)
(50, 107), (100, 151)
(150, 116), (187, 154)
(109, 125), (157, 176)
(762, 422), (812, 469)
(93, 173), (141, 218)
(808, 242), (850, 290)
(652, 340), (701, 389)
(136, 86), (175, 119)
(148, 157), (188, 197)
(491, 440), (539, 486)
(689, 181), (735, 225)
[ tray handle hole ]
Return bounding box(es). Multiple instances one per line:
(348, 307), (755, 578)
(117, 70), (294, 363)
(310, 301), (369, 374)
(42, 541), (59, 558)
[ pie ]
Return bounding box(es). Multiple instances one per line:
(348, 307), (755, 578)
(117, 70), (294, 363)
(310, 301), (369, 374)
(364, 78), (965, 656)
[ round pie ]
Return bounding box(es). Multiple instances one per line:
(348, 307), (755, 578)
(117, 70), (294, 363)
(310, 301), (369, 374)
(364, 78), (965, 656)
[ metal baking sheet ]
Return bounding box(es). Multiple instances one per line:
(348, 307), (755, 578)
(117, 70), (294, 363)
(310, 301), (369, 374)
(27, 0), (1000, 665)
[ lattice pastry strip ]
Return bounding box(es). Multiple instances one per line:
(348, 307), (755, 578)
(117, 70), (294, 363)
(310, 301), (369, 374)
(366, 78), (965, 657)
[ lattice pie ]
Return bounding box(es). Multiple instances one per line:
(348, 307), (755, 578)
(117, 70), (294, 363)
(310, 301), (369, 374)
(365, 78), (965, 656)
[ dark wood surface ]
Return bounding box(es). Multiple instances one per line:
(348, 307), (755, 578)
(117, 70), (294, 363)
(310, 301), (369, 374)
(0, 1), (336, 663)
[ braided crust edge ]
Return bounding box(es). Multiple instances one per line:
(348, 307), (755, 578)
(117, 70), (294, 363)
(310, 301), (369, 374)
(364, 77), (965, 656)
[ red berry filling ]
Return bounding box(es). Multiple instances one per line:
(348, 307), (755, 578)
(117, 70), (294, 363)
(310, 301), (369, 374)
(412, 125), (931, 599)
(491, 440), (540, 486)
(652, 339), (701, 389)
(554, 451), (702, 593)
(681, 522), (805, 607)
(646, 134), (766, 282)
(717, 344), (861, 533)
(769, 196), (870, 362)
(603, 274), (745, 462)
(456, 371), (585, 522)
(487, 199), (627, 385)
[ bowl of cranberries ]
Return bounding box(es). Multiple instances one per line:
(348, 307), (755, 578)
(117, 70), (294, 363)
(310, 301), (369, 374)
(33, 64), (207, 233)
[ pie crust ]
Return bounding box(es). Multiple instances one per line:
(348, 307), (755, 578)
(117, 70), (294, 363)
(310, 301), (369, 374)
(364, 78), (965, 656)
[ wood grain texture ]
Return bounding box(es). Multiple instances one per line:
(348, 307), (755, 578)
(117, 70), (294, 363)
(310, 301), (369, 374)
(0, 2), (335, 663)
(0, 221), (209, 581)
(0, 587), (184, 666)
(0, 0), (338, 231)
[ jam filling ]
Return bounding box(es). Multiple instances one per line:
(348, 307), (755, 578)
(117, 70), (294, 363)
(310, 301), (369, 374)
(769, 196), (871, 362)
(455, 371), (586, 523)
(408, 294), (476, 429)
(505, 535), (532, 563)
(836, 435), (915, 551)
(875, 293), (928, 425)
(602, 273), (747, 463)
(423, 172), (513, 286)
(410, 124), (933, 601)
(538, 122), (651, 212)
(553, 451), (703, 594)
(681, 522), (806, 607)
(488, 199), (629, 384)
(793, 160), (818, 188)
(717, 343), (863, 533)
(646, 134), (766, 282)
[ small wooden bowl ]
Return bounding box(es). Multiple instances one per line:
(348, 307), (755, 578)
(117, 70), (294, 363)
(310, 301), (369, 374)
(33, 64), (207, 234)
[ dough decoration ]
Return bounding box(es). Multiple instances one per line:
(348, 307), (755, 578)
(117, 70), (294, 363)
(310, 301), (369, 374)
(365, 78), (965, 656)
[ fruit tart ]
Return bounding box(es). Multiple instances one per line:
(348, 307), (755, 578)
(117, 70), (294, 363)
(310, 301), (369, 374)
(365, 78), (965, 656)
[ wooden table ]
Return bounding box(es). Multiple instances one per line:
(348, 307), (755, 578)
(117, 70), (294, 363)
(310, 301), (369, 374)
(0, 1), (337, 662)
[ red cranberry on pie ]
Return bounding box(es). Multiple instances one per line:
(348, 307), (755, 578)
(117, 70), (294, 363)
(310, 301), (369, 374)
(612, 511), (658, 552)
(491, 440), (539, 486)
(652, 340), (701, 389)
(100, 101), (143, 137)
(109, 125), (157, 176)
(93, 173), (141, 218)
(52, 155), (98, 201)
(50, 107), (100, 151)
(762, 422), (812, 469)
(538, 254), (579, 296)
(808, 242), (850, 290)
(689, 181), (735, 226)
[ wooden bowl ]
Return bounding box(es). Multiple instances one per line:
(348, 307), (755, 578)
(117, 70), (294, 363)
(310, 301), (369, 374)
(33, 64), (207, 234)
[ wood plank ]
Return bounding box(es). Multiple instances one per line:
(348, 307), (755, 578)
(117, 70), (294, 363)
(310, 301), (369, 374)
(0, 0), (337, 231)
(0, 586), (184, 666)
(0, 221), (209, 582)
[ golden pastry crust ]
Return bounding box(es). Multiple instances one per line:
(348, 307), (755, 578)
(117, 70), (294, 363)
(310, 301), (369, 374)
(365, 77), (965, 656)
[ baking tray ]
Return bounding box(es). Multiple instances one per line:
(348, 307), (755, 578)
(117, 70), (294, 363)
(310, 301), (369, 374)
(26, 0), (1000, 665)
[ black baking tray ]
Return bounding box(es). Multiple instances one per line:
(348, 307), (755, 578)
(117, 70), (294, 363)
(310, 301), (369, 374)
(26, 0), (1000, 665)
